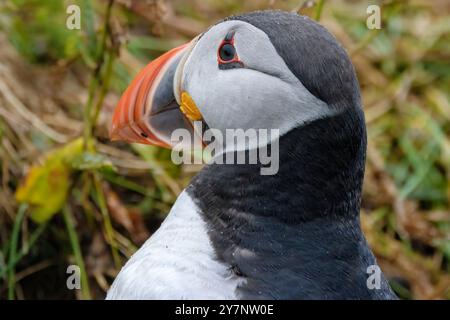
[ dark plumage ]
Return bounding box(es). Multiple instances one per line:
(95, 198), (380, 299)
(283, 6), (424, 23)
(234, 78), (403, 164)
(187, 11), (397, 299)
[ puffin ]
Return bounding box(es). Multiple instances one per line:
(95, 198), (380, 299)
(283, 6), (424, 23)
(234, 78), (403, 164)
(107, 10), (397, 299)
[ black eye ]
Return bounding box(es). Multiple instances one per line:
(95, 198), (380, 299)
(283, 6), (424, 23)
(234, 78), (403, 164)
(219, 43), (236, 62)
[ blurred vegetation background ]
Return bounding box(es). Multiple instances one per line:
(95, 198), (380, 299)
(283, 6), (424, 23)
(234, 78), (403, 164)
(0, 0), (448, 300)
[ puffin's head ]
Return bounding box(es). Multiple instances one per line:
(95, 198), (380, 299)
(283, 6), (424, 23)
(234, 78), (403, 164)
(110, 11), (362, 153)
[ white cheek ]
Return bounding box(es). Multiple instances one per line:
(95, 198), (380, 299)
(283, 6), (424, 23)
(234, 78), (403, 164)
(192, 70), (286, 129)
(187, 65), (330, 134)
(182, 19), (335, 145)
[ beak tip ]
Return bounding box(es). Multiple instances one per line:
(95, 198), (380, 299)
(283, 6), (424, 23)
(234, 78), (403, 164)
(110, 122), (128, 142)
(109, 124), (119, 141)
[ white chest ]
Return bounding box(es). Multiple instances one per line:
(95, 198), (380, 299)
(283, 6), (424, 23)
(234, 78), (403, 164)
(106, 191), (244, 299)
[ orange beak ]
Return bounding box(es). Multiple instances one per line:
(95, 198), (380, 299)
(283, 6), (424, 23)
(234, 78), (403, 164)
(110, 43), (192, 148)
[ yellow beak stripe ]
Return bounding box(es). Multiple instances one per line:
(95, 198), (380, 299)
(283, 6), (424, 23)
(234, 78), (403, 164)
(180, 92), (202, 121)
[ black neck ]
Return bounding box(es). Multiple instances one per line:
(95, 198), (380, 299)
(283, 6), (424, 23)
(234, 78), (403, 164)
(188, 107), (394, 299)
(190, 106), (367, 222)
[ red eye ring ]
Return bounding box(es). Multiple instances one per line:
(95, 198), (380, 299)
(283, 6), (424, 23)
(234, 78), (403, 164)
(217, 31), (241, 65)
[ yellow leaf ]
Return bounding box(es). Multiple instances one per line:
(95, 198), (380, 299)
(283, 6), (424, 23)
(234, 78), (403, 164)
(15, 138), (84, 223)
